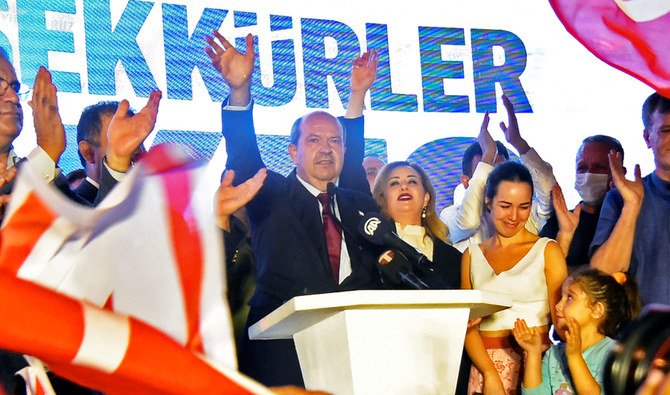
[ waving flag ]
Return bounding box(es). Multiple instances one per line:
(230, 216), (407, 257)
(0, 274), (265, 394)
(550, 0), (670, 97)
(0, 144), (268, 393)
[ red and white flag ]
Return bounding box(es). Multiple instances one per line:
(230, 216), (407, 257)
(0, 144), (268, 394)
(550, 0), (670, 97)
(0, 273), (267, 394)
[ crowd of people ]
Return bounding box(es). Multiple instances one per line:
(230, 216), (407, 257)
(1, 27), (669, 394)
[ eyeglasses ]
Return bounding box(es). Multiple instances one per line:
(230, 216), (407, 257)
(0, 76), (31, 100)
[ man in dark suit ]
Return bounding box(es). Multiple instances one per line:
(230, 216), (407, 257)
(74, 101), (146, 205)
(206, 32), (382, 387)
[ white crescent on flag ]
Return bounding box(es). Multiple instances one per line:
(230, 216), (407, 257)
(613, 0), (670, 22)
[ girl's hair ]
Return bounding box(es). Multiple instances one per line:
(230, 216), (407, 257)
(372, 161), (449, 243)
(484, 161), (534, 202)
(569, 267), (641, 338)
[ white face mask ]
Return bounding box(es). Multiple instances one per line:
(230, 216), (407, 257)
(574, 172), (609, 206)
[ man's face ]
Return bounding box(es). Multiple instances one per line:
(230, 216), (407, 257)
(0, 56), (23, 152)
(644, 110), (670, 176)
(288, 112), (345, 192)
(461, 153), (506, 189)
(574, 141), (615, 204)
(363, 156), (385, 191)
(576, 141), (612, 177)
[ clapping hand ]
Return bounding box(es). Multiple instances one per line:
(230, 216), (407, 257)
(106, 90), (162, 173)
(553, 183), (582, 236)
(29, 66), (65, 163)
(609, 150), (643, 209)
(499, 94), (530, 154)
(215, 168), (267, 231)
(477, 111), (497, 165)
(513, 318), (543, 355)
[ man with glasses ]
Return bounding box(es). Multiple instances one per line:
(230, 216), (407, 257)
(0, 47), (24, 194)
(0, 47), (75, 200)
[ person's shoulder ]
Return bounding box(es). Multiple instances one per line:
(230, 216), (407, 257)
(541, 237), (563, 254)
(585, 336), (617, 358)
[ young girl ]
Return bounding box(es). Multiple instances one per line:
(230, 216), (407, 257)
(513, 267), (640, 394)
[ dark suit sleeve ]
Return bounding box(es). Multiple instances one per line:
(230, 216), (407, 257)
(223, 216), (248, 274)
(221, 102), (265, 186)
(338, 116), (371, 196)
(432, 239), (462, 289)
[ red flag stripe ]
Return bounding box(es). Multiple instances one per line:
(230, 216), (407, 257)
(0, 274), (85, 362)
(0, 274), (255, 394)
(0, 192), (59, 276)
(160, 170), (204, 354)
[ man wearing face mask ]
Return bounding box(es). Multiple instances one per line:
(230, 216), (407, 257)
(540, 135), (624, 267)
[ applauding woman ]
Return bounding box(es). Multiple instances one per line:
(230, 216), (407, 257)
(462, 161), (567, 394)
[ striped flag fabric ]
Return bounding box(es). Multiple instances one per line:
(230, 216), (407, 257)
(0, 144), (268, 394)
(550, 0), (670, 97)
(0, 273), (267, 394)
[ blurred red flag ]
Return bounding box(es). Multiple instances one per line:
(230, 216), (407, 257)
(550, 0), (670, 97)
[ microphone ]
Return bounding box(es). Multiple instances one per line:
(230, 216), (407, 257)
(378, 250), (429, 290)
(358, 212), (432, 266)
(359, 212), (451, 289)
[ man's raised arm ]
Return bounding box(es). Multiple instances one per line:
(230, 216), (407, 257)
(206, 32), (265, 184)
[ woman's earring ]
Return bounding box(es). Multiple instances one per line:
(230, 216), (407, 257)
(421, 206), (427, 219)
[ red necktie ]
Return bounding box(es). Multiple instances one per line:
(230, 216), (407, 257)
(317, 193), (342, 282)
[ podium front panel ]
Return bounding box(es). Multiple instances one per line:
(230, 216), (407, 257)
(294, 307), (470, 395)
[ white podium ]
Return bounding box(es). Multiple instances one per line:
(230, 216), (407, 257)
(249, 290), (511, 395)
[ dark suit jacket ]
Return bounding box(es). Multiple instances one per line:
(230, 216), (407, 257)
(432, 237), (462, 289)
(73, 178), (99, 206)
(222, 103), (382, 386)
(0, 158), (92, 207)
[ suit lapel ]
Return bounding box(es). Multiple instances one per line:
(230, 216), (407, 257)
(286, 171), (333, 280)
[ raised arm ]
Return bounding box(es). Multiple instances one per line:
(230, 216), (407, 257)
(96, 91), (162, 204)
(564, 318), (602, 394)
(500, 94), (555, 231)
(344, 49), (378, 119)
(590, 152), (643, 272)
(28, 67), (95, 205)
(340, 50), (378, 194)
(450, 113), (496, 232)
(206, 32), (266, 185)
